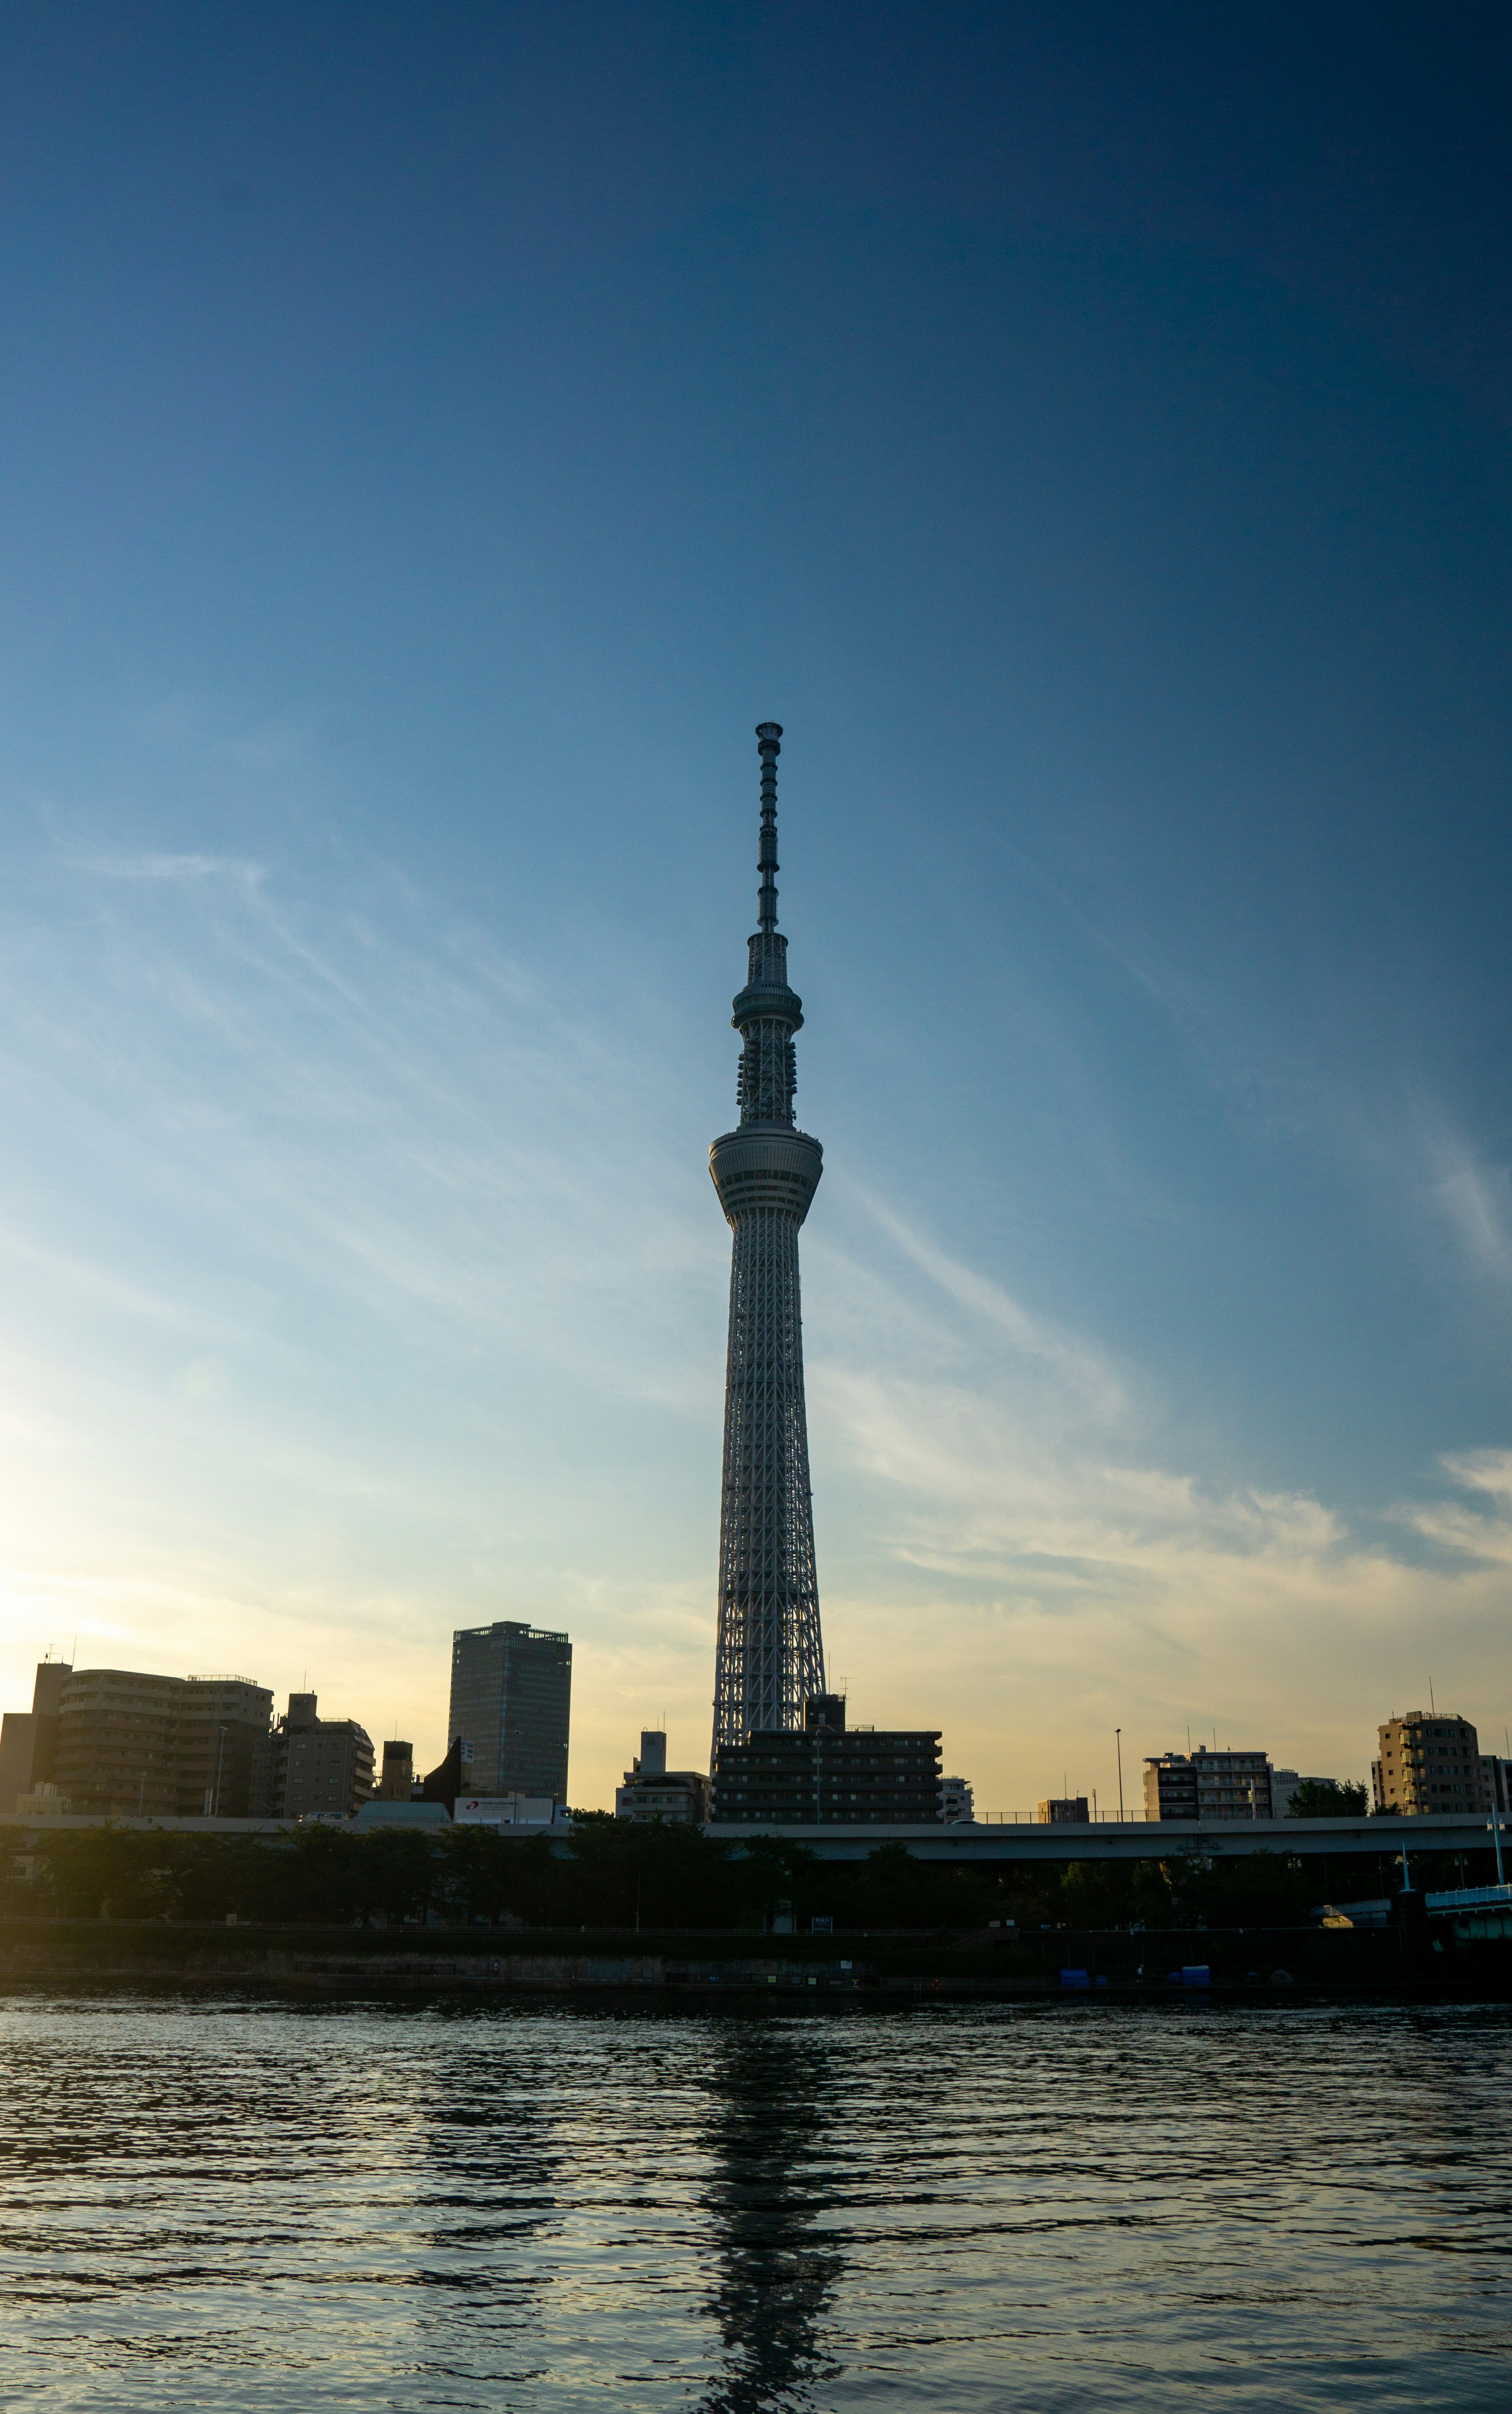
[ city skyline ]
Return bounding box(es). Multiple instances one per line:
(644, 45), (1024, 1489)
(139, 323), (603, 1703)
(0, 10), (1510, 1810)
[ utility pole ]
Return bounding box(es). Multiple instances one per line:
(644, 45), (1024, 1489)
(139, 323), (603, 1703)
(1115, 1729), (1124, 1823)
(213, 1724), (228, 1819)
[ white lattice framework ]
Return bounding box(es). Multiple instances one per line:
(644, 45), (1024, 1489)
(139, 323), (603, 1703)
(710, 724), (826, 1758)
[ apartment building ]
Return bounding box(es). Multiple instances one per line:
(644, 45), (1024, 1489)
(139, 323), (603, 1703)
(1372, 1713), (1488, 1815)
(267, 1693), (374, 1820)
(1143, 1748), (1273, 1822)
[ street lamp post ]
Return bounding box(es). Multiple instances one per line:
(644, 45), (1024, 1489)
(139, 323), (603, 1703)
(212, 1724), (228, 1820)
(1115, 1729), (1124, 1823)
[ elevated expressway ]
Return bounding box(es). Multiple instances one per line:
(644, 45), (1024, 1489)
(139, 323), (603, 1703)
(701, 1812), (1500, 1865)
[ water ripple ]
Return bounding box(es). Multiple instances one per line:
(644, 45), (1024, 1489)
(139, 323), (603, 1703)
(0, 1995), (1508, 2410)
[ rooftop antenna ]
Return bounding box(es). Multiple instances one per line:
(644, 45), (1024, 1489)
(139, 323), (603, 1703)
(1429, 1677), (1436, 1714)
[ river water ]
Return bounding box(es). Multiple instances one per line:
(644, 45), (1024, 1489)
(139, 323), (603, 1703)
(0, 1992), (1509, 2410)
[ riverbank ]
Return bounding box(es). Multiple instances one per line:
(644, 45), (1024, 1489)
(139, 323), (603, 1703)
(2, 1915), (1507, 1997)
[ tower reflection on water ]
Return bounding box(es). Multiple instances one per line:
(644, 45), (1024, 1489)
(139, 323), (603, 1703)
(697, 2021), (845, 2414)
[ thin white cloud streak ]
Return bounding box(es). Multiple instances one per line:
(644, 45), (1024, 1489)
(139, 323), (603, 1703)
(853, 1190), (1125, 1418)
(802, 1209), (1512, 1806)
(1429, 1137), (1512, 1286)
(1005, 836), (1512, 1323)
(0, 832), (735, 1790)
(0, 826), (1508, 1808)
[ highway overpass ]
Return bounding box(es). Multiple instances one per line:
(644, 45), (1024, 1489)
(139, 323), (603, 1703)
(702, 1812), (1504, 1864)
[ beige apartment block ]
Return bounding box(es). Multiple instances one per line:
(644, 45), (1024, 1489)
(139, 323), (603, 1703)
(1372, 1711), (1488, 1815)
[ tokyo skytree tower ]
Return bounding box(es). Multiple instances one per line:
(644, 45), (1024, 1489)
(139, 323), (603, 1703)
(710, 723), (826, 1755)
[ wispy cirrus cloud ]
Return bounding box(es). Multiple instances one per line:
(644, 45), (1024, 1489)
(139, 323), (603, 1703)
(1429, 1136), (1512, 1286)
(802, 1193), (1512, 1805)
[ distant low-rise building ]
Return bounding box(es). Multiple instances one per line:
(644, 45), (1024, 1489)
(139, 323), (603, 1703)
(1143, 1749), (1273, 1822)
(15, 1782), (70, 1815)
(268, 1693), (374, 1821)
(939, 1775), (975, 1824)
(711, 1695), (941, 1825)
(615, 1730), (710, 1824)
(1372, 1712), (1488, 1815)
(1037, 1796), (1088, 1824)
(1481, 1755), (1512, 1816)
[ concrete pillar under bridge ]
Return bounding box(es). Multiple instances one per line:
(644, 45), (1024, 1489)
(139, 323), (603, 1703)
(702, 1813), (1500, 1864)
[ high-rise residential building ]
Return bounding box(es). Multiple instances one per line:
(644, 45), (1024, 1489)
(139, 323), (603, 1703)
(711, 1694), (942, 1826)
(614, 1729), (711, 1824)
(1037, 1796), (1090, 1824)
(53, 1669), (184, 1817)
(267, 1693), (374, 1820)
(447, 1623), (572, 1802)
(0, 1660), (70, 1812)
(46, 1668), (273, 1819)
(1481, 1755), (1511, 1816)
(709, 725), (827, 1761)
(176, 1677), (276, 1817)
(939, 1776), (975, 1825)
(1143, 1749), (1273, 1821)
(1372, 1712), (1488, 1815)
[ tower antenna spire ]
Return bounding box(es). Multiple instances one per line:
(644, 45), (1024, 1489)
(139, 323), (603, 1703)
(755, 720), (782, 933)
(708, 723), (825, 1771)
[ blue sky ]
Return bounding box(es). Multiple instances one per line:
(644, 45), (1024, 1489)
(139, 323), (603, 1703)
(2, 2), (1511, 1808)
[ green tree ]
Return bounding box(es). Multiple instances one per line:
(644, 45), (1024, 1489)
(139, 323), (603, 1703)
(359, 1830), (439, 1926)
(37, 1826), (175, 1920)
(1287, 1778), (1368, 1819)
(1060, 1857), (1172, 1931)
(730, 1835), (822, 1930)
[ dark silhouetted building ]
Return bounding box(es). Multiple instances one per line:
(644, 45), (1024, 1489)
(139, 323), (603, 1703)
(377, 1740), (415, 1801)
(711, 1695), (941, 1825)
(0, 1660), (69, 1812)
(447, 1622), (571, 1801)
(1037, 1796), (1089, 1824)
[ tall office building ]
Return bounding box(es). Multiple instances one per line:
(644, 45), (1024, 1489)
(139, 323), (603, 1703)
(709, 725), (826, 1759)
(448, 1622), (572, 1801)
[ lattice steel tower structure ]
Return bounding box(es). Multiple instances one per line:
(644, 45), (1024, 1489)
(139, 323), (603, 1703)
(710, 723), (826, 1757)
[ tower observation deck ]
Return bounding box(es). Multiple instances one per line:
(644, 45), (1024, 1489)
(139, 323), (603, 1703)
(710, 723), (826, 1758)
